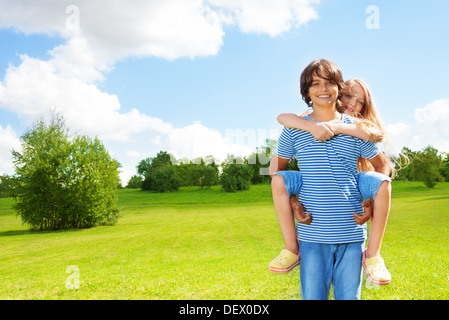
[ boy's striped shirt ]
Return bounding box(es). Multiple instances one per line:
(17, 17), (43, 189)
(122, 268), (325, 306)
(274, 114), (380, 244)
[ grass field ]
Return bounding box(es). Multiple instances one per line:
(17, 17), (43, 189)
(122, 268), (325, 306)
(0, 181), (448, 300)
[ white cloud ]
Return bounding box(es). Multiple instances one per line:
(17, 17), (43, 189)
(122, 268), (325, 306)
(0, 0), (320, 177)
(126, 150), (142, 158)
(210, 0), (320, 36)
(413, 99), (449, 152)
(0, 0), (320, 61)
(0, 125), (21, 175)
(386, 99), (449, 154)
(0, 0), (320, 142)
(0, 0), (225, 61)
(151, 135), (161, 145)
(0, 37), (174, 141)
(166, 122), (259, 162)
(119, 167), (133, 187)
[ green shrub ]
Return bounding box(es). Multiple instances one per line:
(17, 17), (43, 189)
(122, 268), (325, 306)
(9, 113), (120, 231)
(220, 163), (252, 192)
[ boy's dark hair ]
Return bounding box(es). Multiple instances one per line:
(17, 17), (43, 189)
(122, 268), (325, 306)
(300, 59), (344, 107)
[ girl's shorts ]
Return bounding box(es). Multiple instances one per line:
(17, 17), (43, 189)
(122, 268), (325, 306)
(272, 171), (303, 197)
(357, 171), (391, 201)
(273, 170), (390, 201)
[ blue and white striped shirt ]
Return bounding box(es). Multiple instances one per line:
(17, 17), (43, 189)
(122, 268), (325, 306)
(274, 114), (380, 244)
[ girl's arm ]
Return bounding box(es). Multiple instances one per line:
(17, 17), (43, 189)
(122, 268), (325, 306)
(277, 113), (334, 141)
(327, 122), (383, 143)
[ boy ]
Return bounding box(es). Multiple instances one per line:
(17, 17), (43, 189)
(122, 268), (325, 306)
(270, 59), (390, 299)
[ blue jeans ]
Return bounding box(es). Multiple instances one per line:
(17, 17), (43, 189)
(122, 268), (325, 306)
(299, 241), (364, 300)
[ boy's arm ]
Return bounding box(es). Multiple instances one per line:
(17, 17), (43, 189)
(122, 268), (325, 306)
(367, 152), (391, 176)
(277, 113), (334, 141)
(269, 155), (290, 177)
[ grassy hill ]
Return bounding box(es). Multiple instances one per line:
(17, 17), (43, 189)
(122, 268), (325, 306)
(0, 181), (448, 299)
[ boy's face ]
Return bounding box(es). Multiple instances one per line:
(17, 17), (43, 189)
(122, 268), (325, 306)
(308, 74), (339, 109)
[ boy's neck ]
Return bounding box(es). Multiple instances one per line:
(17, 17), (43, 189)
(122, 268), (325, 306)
(309, 106), (341, 122)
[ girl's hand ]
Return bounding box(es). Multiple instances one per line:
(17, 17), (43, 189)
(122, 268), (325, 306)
(324, 122), (342, 135)
(310, 122), (334, 141)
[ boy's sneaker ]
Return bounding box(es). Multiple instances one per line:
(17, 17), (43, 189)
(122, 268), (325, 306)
(362, 250), (391, 285)
(268, 249), (300, 273)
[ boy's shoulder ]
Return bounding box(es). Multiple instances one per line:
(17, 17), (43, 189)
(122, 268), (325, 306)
(341, 113), (357, 124)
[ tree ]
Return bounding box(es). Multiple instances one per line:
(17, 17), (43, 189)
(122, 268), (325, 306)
(220, 161), (253, 192)
(126, 175), (143, 189)
(247, 151), (270, 184)
(187, 158), (219, 188)
(440, 152), (449, 182)
(9, 113), (120, 231)
(394, 147), (415, 181)
(138, 151), (181, 192)
(0, 175), (13, 198)
(151, 165), (181, 192)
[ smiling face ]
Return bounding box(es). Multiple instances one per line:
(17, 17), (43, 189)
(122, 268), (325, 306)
(300, 59), (344, 108)
(308, 73), (340, 109)
(340, 84), (365, 116)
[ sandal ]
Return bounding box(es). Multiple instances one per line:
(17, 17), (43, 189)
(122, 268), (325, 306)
(268, 249), (300, 273)
(362, 250), (391, 285)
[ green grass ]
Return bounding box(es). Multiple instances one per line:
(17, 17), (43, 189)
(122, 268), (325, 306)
(0, 182), (448, 300)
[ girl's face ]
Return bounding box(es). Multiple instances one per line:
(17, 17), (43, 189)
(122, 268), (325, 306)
(340, 84), (365, 116)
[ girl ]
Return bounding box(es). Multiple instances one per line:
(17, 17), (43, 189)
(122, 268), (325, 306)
(270, 79), (393, 286)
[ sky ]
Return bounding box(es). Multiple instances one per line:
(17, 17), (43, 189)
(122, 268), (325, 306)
(1, 0), (449, 185)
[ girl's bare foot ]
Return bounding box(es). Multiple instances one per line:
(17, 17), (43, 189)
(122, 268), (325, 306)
(290, 195), (311, 225)
(354, 198), (374, 225)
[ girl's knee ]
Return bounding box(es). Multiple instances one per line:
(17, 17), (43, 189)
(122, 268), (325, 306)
(271, 174), (286, 191)
(375, 180), (391, 202)
(380, 180), (391, 193)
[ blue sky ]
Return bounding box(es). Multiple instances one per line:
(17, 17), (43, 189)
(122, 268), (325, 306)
(1, 0), (449, 184)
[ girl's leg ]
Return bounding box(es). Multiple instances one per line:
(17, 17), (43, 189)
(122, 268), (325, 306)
(362, 180), (392, 285)
(269, 171), (304, 273)
(358, 172), (392, 285)
(271, 175), (298, 254)
(366, 180), (391, 258)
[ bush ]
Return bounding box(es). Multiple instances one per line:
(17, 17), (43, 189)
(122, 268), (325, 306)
(10, 113), (121, 231)
(188, 163), (219, 188)
(410, 146), (444, 188)
(138, 151), (181, 192)
(151, 165), (181, 192)
(220, 163), (253, 192)
(126, 175), (143, 189)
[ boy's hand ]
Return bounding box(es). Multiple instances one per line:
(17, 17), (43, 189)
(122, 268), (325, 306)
(311, 122), (334, 141)
(353, 198), (374, 225)
(290, 195), (311, 225)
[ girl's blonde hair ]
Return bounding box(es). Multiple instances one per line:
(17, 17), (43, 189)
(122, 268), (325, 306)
(338, 79), (385, 143)
(338, 79), (403, 178)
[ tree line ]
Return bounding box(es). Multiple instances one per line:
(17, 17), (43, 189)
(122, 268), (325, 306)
(0, 111), (447, 232)
(124, 144), (449, 192)
(124, 145), (299, 193)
